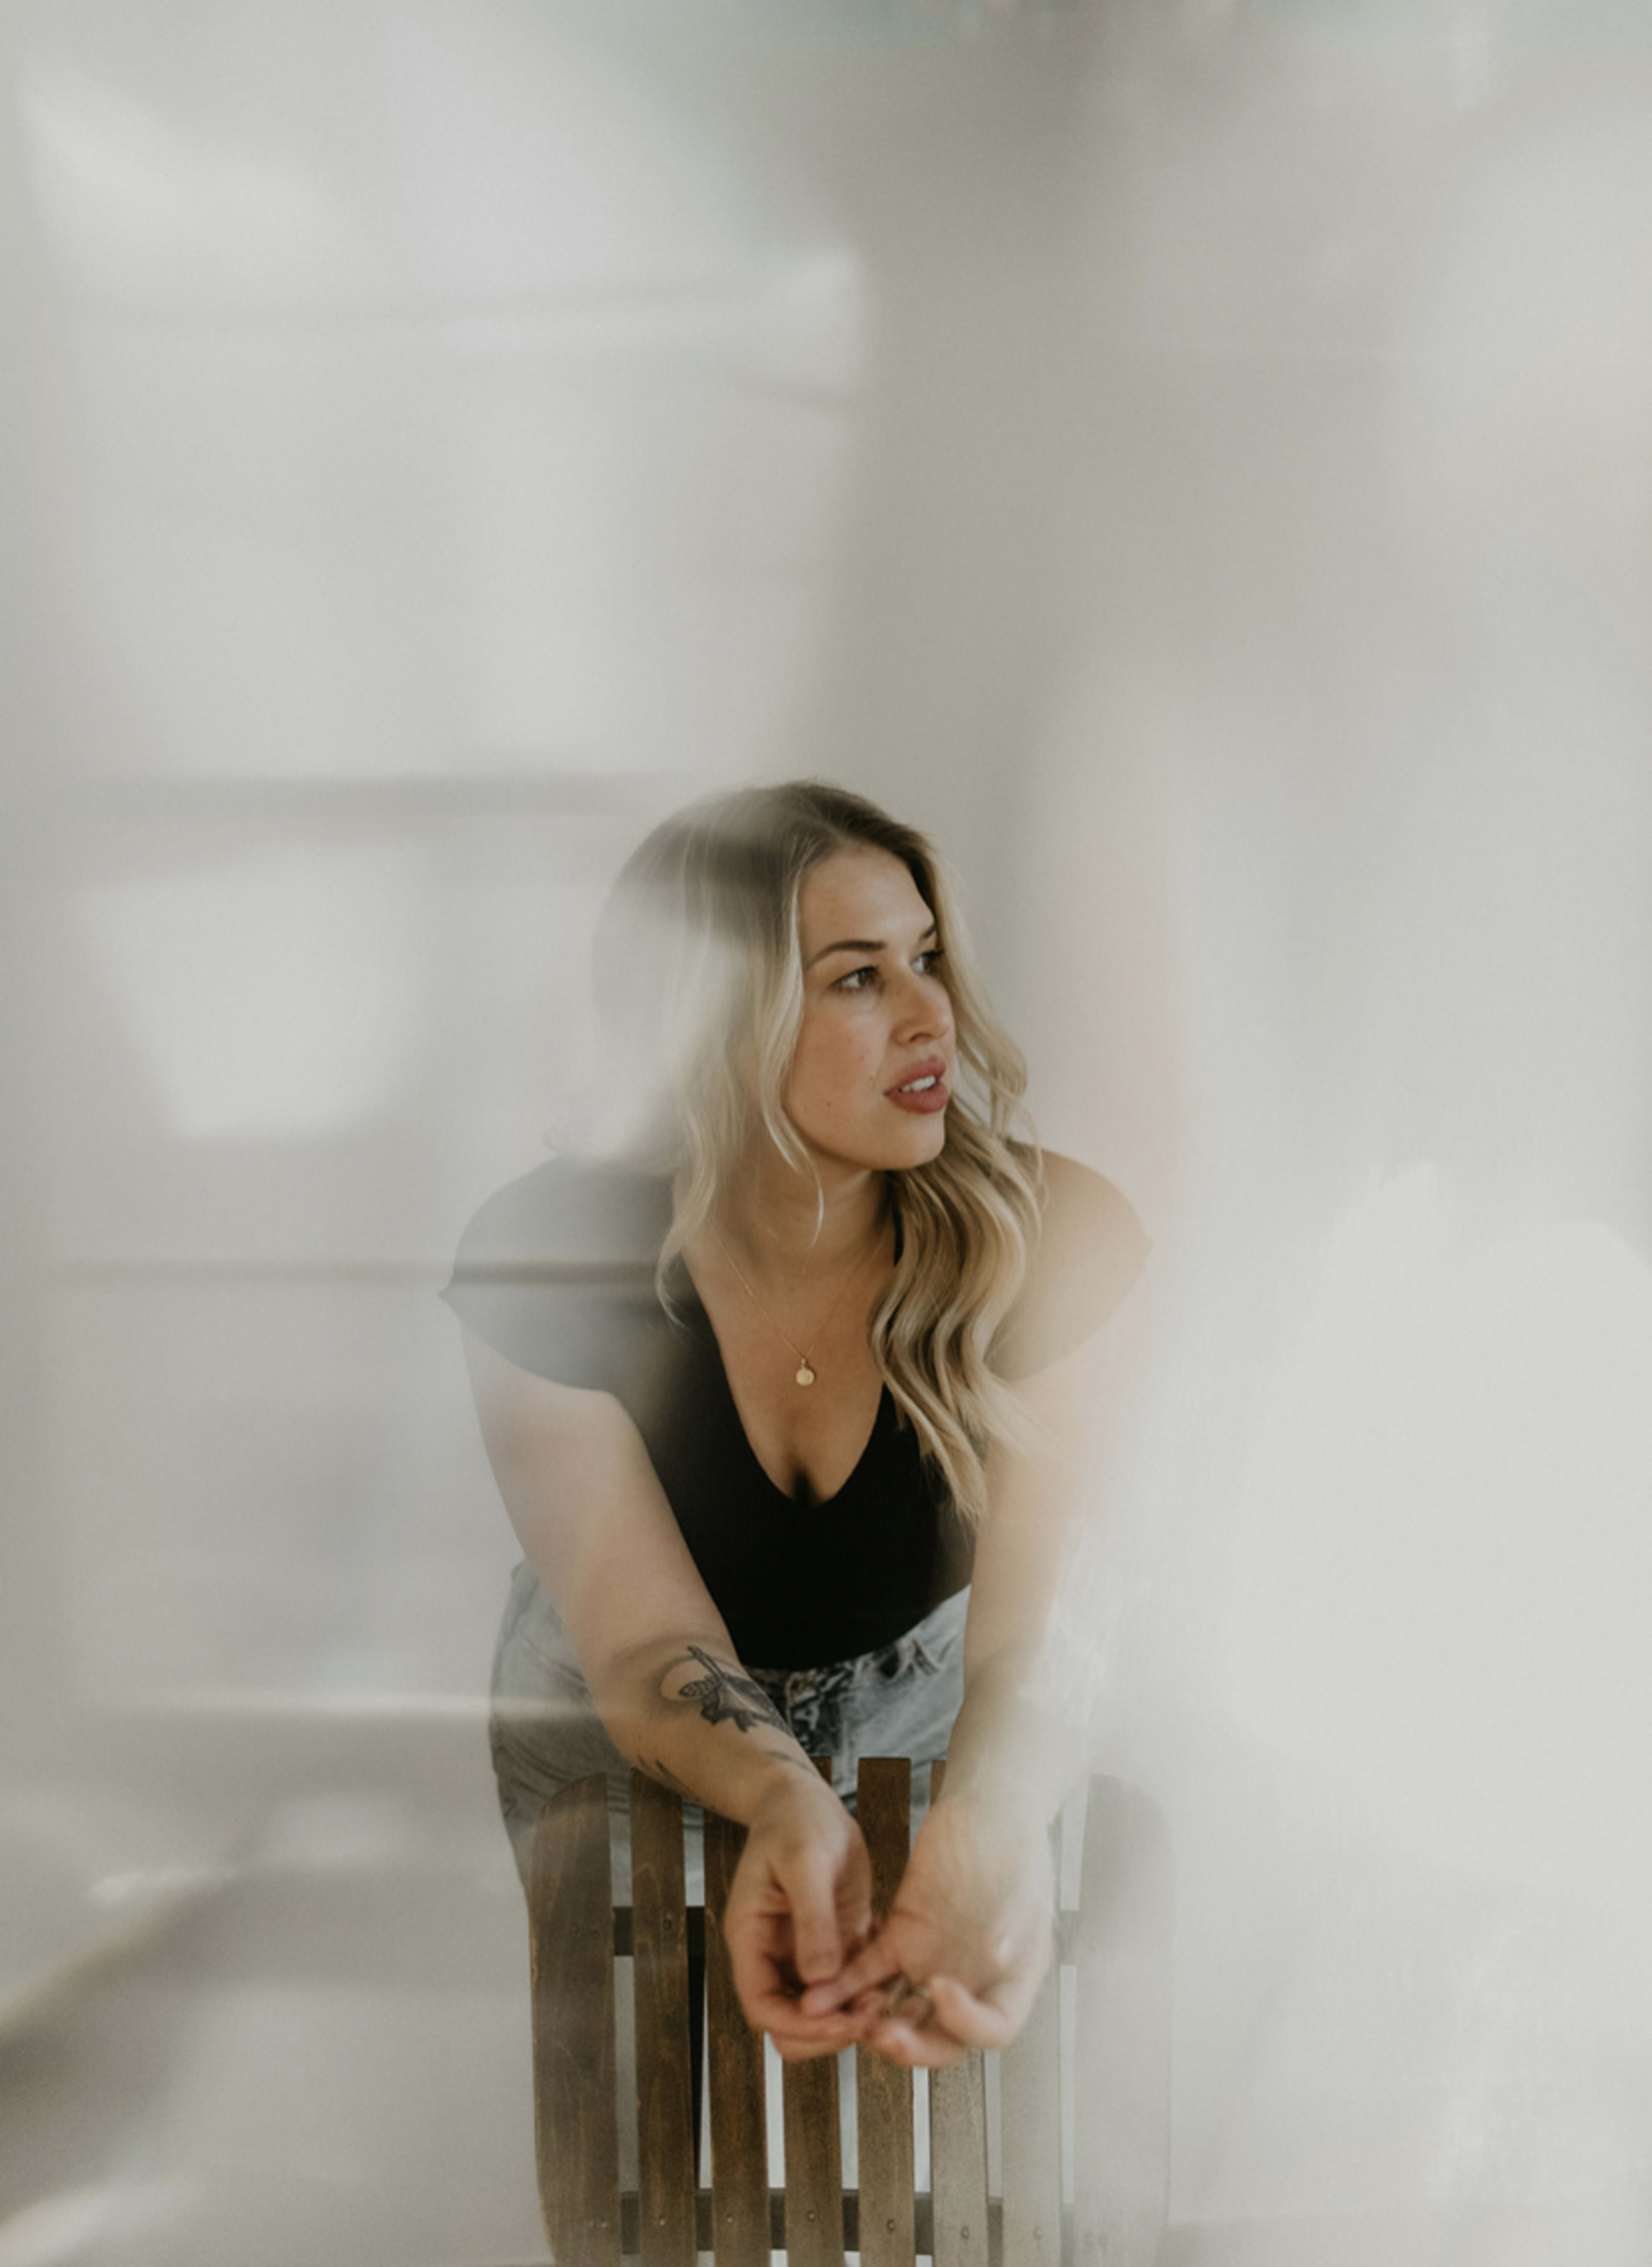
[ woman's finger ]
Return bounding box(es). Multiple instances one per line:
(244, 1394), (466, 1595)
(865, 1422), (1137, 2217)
(797, 1933), (903, 2017)
(723, 1809), (879, 2038)
(860, 1970), (1030, 2067)
(764, 2007), (867, 2057)
(925, 1970), (1021, 2049)
(880, 1975), (936, 2023)
(777, 1842), (862, 1989)
(730, 1945), (868, 2049)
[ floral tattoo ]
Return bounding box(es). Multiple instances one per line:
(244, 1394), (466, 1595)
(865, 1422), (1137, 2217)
(668, 1646), (791, 1738)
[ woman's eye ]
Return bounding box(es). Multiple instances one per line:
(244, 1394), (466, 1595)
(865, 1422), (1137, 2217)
(832, 946), (942, 994)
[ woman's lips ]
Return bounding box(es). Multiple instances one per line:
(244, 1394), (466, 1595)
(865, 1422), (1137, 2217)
(886, 1066), (950, 1114)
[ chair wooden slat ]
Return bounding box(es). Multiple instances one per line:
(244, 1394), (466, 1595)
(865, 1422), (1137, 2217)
(781, 2051), (844, 2266)
(630, 1773), (698, 2267)
(530, 1775), (623, 2267)
(625, 2187), (955, 2253)
(1072, 1779), (1173, 2267)
(854, 1757), (916, 2267)
(923, 1762), (990, 2267)
(929, 2049), (991, 2267)
(999, 1950), (1062, 2267)
(703, 1806), (770, 2267)
(530, 1766), (1173, 2267)
(781, 1758), (846, 2267)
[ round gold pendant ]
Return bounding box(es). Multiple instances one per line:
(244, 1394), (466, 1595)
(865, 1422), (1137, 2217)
(795, 1363), (816, 1387)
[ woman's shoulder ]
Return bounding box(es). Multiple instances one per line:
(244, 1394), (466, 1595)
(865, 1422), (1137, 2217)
(993, 1149), (1151, 1381)
(1038, 1149), (1149, 1250)
(441, 1155), (675, 1389)
(450, 1153), (673, 1278)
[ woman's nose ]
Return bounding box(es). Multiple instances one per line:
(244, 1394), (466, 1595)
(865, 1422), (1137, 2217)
(895, 970), (952, 1042)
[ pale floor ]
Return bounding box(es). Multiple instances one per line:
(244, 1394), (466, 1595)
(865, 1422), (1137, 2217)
(0, 1767), (922, 2267)
(0, 1797), (552, 2267)
(4, 1765), (1646, 2267)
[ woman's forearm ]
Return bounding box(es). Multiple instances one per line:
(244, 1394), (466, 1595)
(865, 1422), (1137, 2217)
(592, 1632), (829, 1827)
(938, 1641), (1088, 1834)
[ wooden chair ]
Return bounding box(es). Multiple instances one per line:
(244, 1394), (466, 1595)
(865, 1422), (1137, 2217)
(528, 1760), (1171, 2267)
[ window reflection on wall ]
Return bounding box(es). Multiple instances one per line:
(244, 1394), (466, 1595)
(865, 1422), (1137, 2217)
(24, 3), (863, 1711)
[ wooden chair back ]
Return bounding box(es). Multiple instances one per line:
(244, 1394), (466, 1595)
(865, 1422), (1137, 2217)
(528, 1759), (1170, 2267)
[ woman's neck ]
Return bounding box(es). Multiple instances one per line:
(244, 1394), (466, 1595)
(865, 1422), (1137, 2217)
(708, 1143), (891, 1284)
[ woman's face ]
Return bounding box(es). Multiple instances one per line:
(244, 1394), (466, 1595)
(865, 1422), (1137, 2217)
(782, 846), (956, 1178)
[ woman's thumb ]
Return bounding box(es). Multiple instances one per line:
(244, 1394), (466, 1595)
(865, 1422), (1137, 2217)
(785, 1858), (844, 1986)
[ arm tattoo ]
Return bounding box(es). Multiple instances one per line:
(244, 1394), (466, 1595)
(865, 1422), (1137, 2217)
(668, 1646), (792, 1739)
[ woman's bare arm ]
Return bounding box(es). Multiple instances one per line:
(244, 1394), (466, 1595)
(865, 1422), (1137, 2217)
(946, 1154), (1152, 1807)
(462, 1328), (872, 2051)
(806, 1152), (1153, 2061)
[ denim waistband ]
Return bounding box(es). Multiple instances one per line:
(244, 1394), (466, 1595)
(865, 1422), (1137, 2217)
(488, 1566), (968, 1887)
(744, 1584), (968, 1710)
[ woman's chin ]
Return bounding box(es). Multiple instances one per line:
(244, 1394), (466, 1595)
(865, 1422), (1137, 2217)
(883, 1118), (949, 1171)
(792, 1121), (947, 1180)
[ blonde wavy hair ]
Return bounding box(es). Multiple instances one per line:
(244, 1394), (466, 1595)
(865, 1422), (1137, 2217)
(586, 780), (1045, 1529)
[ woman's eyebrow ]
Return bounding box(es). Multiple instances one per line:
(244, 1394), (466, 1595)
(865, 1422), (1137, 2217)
(806, 921), (938, 971)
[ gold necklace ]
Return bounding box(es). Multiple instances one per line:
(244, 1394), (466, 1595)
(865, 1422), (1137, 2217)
(712, 1228), (874, 1387)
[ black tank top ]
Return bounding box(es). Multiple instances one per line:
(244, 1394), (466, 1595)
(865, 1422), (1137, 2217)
(441, 1159), (973, 1668)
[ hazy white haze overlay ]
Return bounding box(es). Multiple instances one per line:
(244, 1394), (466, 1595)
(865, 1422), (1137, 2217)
(1, 4), (1647, 2261)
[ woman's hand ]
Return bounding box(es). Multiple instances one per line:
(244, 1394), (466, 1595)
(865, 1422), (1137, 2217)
(801, 1788), (1056, 2067)
(721, 1769), (878, 2061)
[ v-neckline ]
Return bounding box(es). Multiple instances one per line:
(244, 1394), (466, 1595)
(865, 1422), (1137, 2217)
(671, 1258), (888, 1510)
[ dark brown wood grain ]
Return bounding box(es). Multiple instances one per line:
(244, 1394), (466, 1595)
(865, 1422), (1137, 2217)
(855, 1757), (917, 2267)
(630, 1773), (697, 2267)
(928, 2045), (990, 2267)
(1072, 1778), (1174, 2267)
(618, 2188), (978, 2253)
(529, 1775), (623, 2267)
(778, 1758), (846, 2267)
(703, 1806), (770, 2267)
(528, 1765), (1171, 2267)
(779, 2055), (845, 2267)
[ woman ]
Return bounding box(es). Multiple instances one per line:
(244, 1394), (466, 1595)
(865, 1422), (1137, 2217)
(444, 781), (1148, 2066)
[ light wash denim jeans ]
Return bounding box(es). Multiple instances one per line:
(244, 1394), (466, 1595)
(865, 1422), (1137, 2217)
(488, 1560), (969, 1897)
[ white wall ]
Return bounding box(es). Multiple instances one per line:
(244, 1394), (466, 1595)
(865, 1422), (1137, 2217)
(5, 2), (1650, 2257)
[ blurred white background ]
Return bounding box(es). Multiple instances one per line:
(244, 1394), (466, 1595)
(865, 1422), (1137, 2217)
(2, 1), (1649, 2261)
